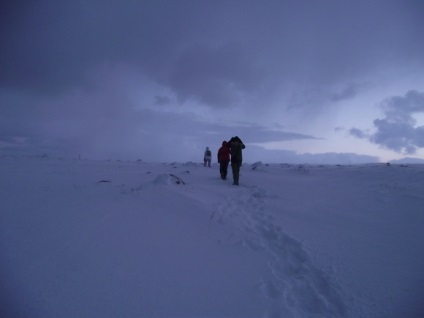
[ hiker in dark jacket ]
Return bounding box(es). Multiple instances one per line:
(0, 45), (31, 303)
(217, 141), (230, 180)
(228, 136), (245, 185)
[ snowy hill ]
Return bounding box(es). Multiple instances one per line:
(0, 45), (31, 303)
(1, 157), (423, 317)
(389, 157), (424, 164)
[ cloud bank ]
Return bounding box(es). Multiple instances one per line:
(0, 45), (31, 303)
(351, 90), (424, 154)
(1, 1), (424, 163)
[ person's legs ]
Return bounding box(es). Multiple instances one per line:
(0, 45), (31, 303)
(231, 162), (240, 185)
(220, 162), (225, 179)
(223, 161), (229, 179)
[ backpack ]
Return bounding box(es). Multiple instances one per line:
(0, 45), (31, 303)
(206, 150), (211, 156)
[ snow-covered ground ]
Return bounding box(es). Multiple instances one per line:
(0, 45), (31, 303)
(1, 156), (423, 318)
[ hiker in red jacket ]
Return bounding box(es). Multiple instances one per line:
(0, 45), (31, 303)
(217, 141), (230, 180)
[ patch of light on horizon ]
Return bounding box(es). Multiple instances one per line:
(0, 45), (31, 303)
(247, 137), (414, 163)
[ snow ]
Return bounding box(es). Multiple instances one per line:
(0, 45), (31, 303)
(1, 156), (423, 318)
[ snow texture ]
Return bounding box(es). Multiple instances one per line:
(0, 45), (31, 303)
(1, 156), (423, 317)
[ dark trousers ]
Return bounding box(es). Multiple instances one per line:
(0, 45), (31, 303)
(219, 161), (229, 179)
(231, 161), (241, 184)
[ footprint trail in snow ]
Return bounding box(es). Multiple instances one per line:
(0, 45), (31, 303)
(210, 185), (349, 318)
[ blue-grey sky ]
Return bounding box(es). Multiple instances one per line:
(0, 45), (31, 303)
(1, 0), (424, 163)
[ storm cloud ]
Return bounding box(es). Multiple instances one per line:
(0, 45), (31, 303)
(1, 1), (424, 163)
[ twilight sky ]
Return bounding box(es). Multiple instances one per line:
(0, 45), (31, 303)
(1, 0), (424, 163)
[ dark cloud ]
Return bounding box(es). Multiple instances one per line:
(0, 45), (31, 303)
(351, 90), (424, 154)
(217, 124), (319, 144)
(349, 128), (368, 139)
(0, 1), (195, 93)
(330, 83), (367, 102)
(154, 96), (171, 106)
(167, 43), (259, 107)
(1, 1), (424, 162)
(2, 1), (423, 100)
(0, 80), (317, 161)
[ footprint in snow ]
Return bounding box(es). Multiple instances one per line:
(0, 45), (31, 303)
(210, 185), (349, 318)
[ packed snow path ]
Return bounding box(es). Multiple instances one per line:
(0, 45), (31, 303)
(210, 184), (348, 317)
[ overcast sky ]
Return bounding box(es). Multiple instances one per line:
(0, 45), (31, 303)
(1, 0), (424, 163)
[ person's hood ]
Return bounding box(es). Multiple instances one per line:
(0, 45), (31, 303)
(222, 141), (227, 147)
